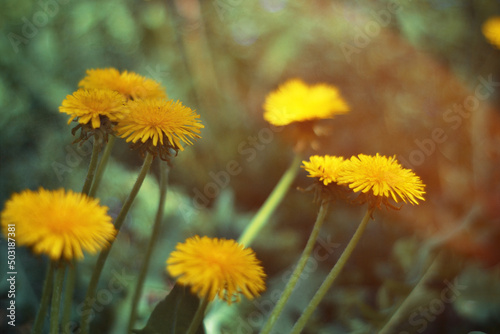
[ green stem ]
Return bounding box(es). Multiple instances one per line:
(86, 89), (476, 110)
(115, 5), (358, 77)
(32, 261), (55, 334)
(127, 160), (169, 332)
(89, 136), (116, 198)
(59, 136), (109, 332)
(260, 200), (330, 334)
(80, 152), (154, 334)
(81, 137), (101, 196)
(50, 263), (67, 334)
(290, 208), (373, 334)
(60, 261), (76, 333)
(378, 252), (444, 334)
(186, 298), (210, 334)
(238, 153), (302, 247)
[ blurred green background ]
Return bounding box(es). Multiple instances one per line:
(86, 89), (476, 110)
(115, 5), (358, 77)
(2, 0), (500, 333)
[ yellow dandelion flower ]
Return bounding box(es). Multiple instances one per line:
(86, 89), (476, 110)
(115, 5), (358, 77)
(166, 236), (266, 304)
(79, 68), (167, 100)
(59, 88), (127, 128)
(263, 79), (350, 126)
(482, 16), (500, 49)
(337, 154), (425, 208)
(1, 188), (116, 261)
(302, 155), (346, 186)
(115, 98), (203, 158)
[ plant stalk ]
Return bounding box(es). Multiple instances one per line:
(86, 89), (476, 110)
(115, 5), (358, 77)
(89, 136), (116, 197)
(50, 263), (67, 334)
(186, 298), (210, 334)
(80, 152), (154, 334)
(238, 153), (302, 247)
(127, 160), (169, 332)
(31, 261), (55, 334)
(290, 208), (373, 334)
(260, 200), (330, 334)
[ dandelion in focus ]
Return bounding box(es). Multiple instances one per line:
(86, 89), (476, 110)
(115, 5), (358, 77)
(59, 88), (127, 133)
(337, 153), (426, 210)
(115, 98), (204, 160)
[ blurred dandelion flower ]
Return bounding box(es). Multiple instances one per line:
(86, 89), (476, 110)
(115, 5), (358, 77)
(166, 236), (266, 304)
(302, 155), (346, 186)
(482, 16), (500, 49)
(115, 98), (203, 159)
(263, 79), (349, 126)
(59, 88), (127, 129)
(79, 68), (167, 100)
(1, 188), (115, 261)
(338, 153), (425, 209)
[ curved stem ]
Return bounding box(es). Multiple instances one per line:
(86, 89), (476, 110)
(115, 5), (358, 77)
(80, 152), (154, 334)
(186, 298), (210, 334)
(81, 137), (101, 196)
(290, 208), (373, 334)
(238, 153), (302, 247)
(89, 136), (116, 198)
(260, 200), (330, 334)
(127, 160), (169, 332)
(378, 252), (444, 334)
(50, 263), (67, 334)
(32, 261), (55, 334)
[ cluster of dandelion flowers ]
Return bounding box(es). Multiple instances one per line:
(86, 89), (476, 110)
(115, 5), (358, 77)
(1, 188), (116, 261)
(482, 16), (500, 49)
(263, 79), (350, 127)
(166, 236), (266, 304)
(79, 68), (167, 100)
(114, 98), (204, 159)
(337, 154), (425, 209)
(59, 88), (127, 129)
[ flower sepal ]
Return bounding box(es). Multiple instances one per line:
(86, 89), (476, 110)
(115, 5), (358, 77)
(70, 116), (115, 147)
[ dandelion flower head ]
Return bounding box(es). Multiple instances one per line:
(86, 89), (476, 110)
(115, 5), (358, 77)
(166, 236), (266, 304)
(263, 79), (349, 126)
(59, 88), (127, 129)
(302, 155), (346, 186)
(482, 16), (500, 49)
(79, 68), (167, 100)
(337, 154), (425, 208)
(1, 188), (116, 261)
(115, 98), (203, 158)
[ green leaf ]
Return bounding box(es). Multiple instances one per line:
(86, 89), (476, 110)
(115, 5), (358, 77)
(133, 284), (206, 334)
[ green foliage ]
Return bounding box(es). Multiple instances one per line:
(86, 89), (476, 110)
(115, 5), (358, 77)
(133, 284), (205, 334)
